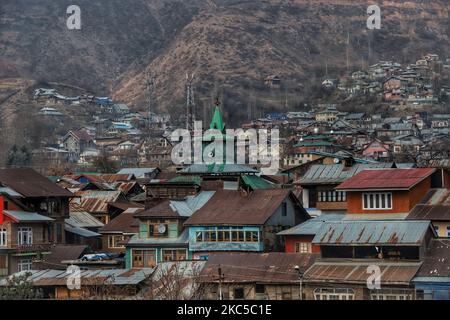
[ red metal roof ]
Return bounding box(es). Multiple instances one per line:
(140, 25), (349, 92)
(336, 168), (435, 191)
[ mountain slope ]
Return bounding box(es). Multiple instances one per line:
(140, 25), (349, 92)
(1, 0), (449, 124)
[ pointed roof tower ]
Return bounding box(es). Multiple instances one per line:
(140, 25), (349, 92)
(209, 97), (225, 133)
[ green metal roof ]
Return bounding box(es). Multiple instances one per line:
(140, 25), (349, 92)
(169, 175), (202, 186)
(294, 141), (334, 147)
(209, 106), (225, 133)
(241, 175), (274, 190)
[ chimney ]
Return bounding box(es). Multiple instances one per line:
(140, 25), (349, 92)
(0, 195), (4, 225)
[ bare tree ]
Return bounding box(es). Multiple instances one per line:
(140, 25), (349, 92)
(146, 261), (209, 300)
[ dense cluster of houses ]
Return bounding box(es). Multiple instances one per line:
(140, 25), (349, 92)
(242, 103), (450, 168)
(32, 88), (172, 170)
(0, 105), (449, 300)
(321, 53), (450, 106)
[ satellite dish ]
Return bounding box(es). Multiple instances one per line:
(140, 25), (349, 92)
(157, 224), (167, 234)
(333, 158), (340, 164)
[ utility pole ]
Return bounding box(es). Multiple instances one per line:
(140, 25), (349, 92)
(346, 30), (350, 73)
(186, 73), (195, 132)
(217, 265), (225, 300)
(146, 72), (156, 133)
(295, 265), (304, 300)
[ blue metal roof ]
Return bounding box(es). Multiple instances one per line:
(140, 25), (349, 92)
(312, 220), (431, 245)
(169, 191), (215, 217)
(4, 210), (54, 222)
(278, 213), (345, 236)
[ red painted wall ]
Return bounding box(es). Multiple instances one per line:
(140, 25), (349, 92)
(346, 177), (431, 214)
(284, 235), (321, 253)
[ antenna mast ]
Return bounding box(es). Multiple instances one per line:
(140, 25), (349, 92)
(146, 72), (156, 132)
(346, 30), (350, 73)
(186, 73), (195, 131)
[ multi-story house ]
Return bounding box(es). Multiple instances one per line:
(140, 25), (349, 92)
(299, 163), (393, 216)
(335, 168), (435, 218)
(0, 169), (73, 275)
(184, 189), (310, 260)
(125, 191), (215, 269)
(302, 220), (437, 300)
(0, 169), (72, 244)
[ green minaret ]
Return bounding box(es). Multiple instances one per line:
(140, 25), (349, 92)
(209, 97), (226, 133)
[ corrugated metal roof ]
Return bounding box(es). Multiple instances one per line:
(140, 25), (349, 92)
(170, 191), (216, 217)
(0, 268), (153, 286)
(65, 223), (101, 237)
(0, 187), (23, 197)
(168, 175), (202, 186)
(136, 191), (215, 219)
(407, 189), (450, 221)
(179, 164), (259, 175)
(0, 168), (73, 198)
(241, 175), (274, 190)
(76, 190), (123, 213)
(117, 168), (157, 178)
(343, 213), (409, 221)
(200, 252), (317, 283)
(4, 210), (54, 222)
(336, 168), (436, 191)
(185, 189), (298, 226)
(200, 252), (318, 284)
(304, 261), (421, 285)
(415, 239), (450, 278)
(66, 211), (104, 228)
(312, 220), (431, 245)
(300, 163), (394, 185)
(278, 214), (345, 236)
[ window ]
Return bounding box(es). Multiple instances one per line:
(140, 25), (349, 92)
(255, 284), (265, 294)
(18, 227), (33, 245)
(295, 242), (312, 253)
(132, 250), (156, 268)
(196, 227), (259, 243)
(314, 288), (354, 300)
(317, 191), (346, 202)
(0, 229), (6, 246)
(162, 249), (187, 262)
(363, 193), (392, 210)
(281, 202), (287, 216)
(371, 290), (413, 300)
(234, 288), (245, 299)
(108, 235), (125, 248)
(18, 259), (33, 272)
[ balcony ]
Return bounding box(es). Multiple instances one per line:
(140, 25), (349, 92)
(11, 243), (54, 254)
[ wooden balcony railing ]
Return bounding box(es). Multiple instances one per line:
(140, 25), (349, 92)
(10, 243), (54, 253)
